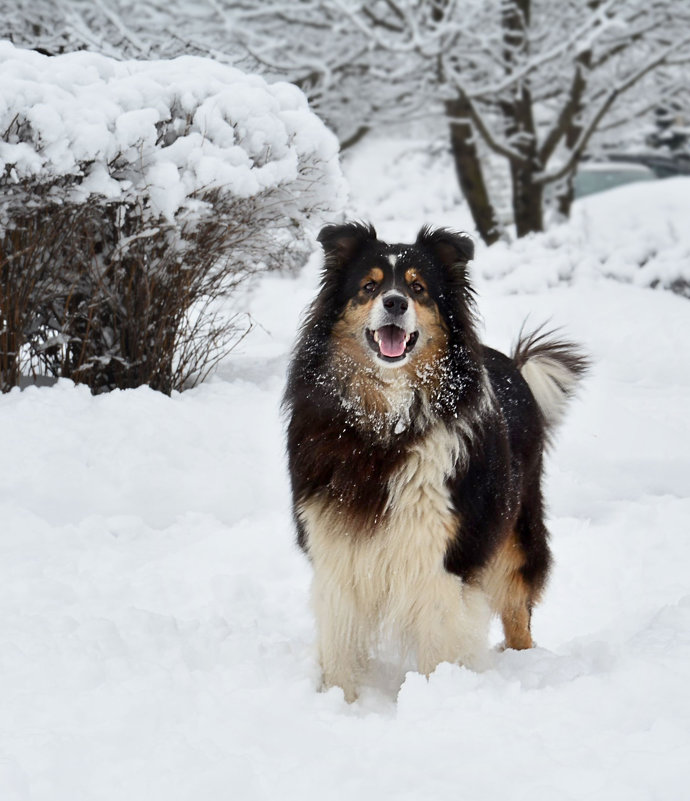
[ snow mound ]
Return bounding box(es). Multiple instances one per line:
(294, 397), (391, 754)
(478, 178), (690, 297)
(0, 40), (345, 222)
(342, 137), (690, 300)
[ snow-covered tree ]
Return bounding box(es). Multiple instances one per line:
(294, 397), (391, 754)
(646, 98), (690, 156)
(296, 0), (690, 242)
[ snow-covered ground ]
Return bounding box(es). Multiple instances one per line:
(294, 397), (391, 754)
(2, 137), (690, 801)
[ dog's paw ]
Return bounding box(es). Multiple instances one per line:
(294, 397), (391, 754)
(319, 676), (359, 704)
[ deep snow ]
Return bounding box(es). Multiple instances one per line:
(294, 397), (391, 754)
(1, 138), (690, 801)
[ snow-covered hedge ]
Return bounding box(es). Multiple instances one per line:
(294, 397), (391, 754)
(0, 41), (346, 393)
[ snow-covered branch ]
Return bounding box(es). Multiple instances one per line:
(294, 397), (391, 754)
(536, 31), (690, 185)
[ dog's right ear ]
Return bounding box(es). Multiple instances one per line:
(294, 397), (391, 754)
(317, 222), (378, 269)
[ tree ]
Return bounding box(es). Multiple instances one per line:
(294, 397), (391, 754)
(318, 0), (690, 242)
(646, 98), (690, 155)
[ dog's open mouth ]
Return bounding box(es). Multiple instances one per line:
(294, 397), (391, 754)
(366, 325), (419, 362)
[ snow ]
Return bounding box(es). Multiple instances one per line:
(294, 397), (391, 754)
(0, 41), (345, 223)
(477, 177), (690, 296)
(2, 132), (690, 800)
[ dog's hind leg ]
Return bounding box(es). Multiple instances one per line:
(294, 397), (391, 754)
(509, 487), (552, 649)
(499, 582), (535, 651)
(482, 520), (550, 651)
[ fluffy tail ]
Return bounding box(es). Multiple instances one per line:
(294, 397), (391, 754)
(512, 326), (590, 432)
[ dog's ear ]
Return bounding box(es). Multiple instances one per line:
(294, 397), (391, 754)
(416, 226), (474, 269)
(317, 222), (378, 269)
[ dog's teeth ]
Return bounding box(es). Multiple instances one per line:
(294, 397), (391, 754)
(373, 331), (380, 343)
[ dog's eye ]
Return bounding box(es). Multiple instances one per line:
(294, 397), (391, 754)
(362, 281), (377, 293)
(410, 281), (425, 294)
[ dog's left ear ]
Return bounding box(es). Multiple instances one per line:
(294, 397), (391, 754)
(416, 226), (474, 269)
(317, 222), (378, 269)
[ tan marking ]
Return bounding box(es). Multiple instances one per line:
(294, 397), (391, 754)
(330, 292), (454, 433)
(360, 267), (384, 289)
(331, 297), (372, 360)
(300, 423), (490, 701)
(480, 530), (537, 650)
(500, 605), (534, 651)
(404, 267), (426, 291)
(331, 299), (414, 424)
(415, 297), (448, 333)
(400, 302), (449, 395)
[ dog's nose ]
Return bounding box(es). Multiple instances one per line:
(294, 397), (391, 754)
(383, 293), (409, 315)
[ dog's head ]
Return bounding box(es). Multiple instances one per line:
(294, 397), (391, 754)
(316, 222), (476, 373)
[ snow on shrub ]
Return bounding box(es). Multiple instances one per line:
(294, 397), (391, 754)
(0, 41), (346, 393)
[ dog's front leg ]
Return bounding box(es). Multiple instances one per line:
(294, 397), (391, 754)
(409, 576), (491, 678)
(312, 573), (371, 703)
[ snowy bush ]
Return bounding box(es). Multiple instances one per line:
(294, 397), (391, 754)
(0, 41), (345, 393)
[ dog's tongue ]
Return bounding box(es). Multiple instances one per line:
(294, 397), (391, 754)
(378, 325), (407, 358)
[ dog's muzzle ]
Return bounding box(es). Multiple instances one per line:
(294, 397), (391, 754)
(366, 292), (419, 363)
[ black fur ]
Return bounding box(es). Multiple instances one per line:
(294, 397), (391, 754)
(444, 346), (551, 587)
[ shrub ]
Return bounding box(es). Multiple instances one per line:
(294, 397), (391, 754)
(0, 42), (345, 393)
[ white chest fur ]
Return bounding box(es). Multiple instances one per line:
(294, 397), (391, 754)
(300, 422), (490, 701)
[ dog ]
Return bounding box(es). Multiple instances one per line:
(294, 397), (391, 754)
(284, 222), (588, 702)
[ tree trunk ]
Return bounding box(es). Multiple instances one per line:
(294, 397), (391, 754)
(502, 85), (544, 238)
(551, 71), (590, 220)
(550, 52), (593, 220)
(0, 324), (19, 392)
(511, 162), (544, 237)
(499, 0), (544, 238)
(1, 229), (30, 392)
(555, 174), (575, 220)
(339, 125), (370, 152)
(445, 97), (501, 246)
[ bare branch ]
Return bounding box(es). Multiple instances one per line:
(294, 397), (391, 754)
(446, 87), (525, 163)
(536, 32), (690, 185)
